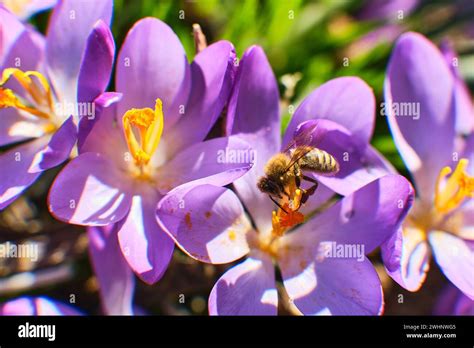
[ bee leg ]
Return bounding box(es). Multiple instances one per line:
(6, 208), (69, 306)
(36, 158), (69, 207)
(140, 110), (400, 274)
(300, 175), (319, 205)
(269, 195), (288, 214)
(301, 188), (317, 204)
(302, 174), (318, 185)
(294, 165), (301, 188)
(294, 173), (301, 188)
(300, 190), (310, 205)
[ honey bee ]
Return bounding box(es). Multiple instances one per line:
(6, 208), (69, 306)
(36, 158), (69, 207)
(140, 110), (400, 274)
(257, 122), (339, 212)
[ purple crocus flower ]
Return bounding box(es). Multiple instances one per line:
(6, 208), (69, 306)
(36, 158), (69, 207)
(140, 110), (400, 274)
(381, 32), (474, 299)
(0, 296), (82, 315)
(156, 46), (414, 315)
(47, 18), (253, 290)
(1, 0), (57, 20)
(0, 0), (114, 209)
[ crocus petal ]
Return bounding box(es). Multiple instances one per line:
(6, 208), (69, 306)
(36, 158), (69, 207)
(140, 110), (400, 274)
(283, 77), (376, 148)
(292, 119), (394, 196)
(77, 20), (115, 107)
(163, 41), (235, 156)
(0, 136), (49, 210)
(88, 225), (135, 315)
(276, 177), (412, 315)
(157, 184), (252, 264)
(117, 194), (175, 284)
(226, 45), (280, 139)
(116, 17), (190, 128)
(385, 32), (456, 202)
(0, 7), (24, 66)
(462, 134), (474, 170)
(0, 296), (82, 315)
(278, 255), (383, 315)
(209, 250), (278, 315)
(46, 0), (113, 104)
(381, 226), (430, 291)
(157, 136), (253, 193)
(459, 198), (474, 240)
(434, 284), (474, 315)
(225, 46), (281, 235)
(433, 284), (460, 315)
(322, 174), (413, 252)
(453, 292), (474, 315)
(451, 67), (474, 136)
(459, 136), (474, 239)
(297, 181), (335, 216)
(278, 174), (413, 259)
(2, 24), (45, 72)
(429, 231), (474, 299)
(29, 115), (77, 172)
(440, 41), (474, 135)
(77, 91), (124, 155)
(48, 152), (132, 225)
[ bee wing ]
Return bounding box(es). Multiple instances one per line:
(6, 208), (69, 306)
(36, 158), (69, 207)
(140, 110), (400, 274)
(283, 147), (313, 173)
(281, 120), (332, 174)
(281, 138), (298, 155)
(282, 120), (326, 154)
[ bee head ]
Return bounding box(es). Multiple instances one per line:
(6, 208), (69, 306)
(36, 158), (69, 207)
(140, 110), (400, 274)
(257, 176), (280, 195)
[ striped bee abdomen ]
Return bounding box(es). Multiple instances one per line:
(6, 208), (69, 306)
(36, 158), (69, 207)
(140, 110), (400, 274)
(300, 148), (339, 174)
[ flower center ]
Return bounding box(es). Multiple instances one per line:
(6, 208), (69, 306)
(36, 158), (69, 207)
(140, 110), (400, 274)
(408, 158), (473, 237)
(258, 189), (305, 257)
(434, 159), (473, 215)
(122, 98), (164, 178)
(0, 68), (56, 132)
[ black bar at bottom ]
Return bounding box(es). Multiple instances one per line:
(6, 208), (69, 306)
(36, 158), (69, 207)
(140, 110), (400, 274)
(0, 315), (472, 346)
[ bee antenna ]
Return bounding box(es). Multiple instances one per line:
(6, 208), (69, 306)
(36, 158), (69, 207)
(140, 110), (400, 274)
(269, 195), (288, 214)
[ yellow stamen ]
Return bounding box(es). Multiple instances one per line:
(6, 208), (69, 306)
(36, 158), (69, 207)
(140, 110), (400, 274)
(0, 87), (50, 119)
(0, 68), (53, 119)
(0, 88), (23, 108)
(434, 159), (474, 214)
(272, 210), (285, 237)
(123, 98), (164, 167)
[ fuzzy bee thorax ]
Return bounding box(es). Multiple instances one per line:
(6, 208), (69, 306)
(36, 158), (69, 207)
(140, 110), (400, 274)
(264, 153), (290, 176)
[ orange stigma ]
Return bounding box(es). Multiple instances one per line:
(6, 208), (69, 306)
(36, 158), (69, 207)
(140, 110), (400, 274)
(271, 189), (305, 237)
